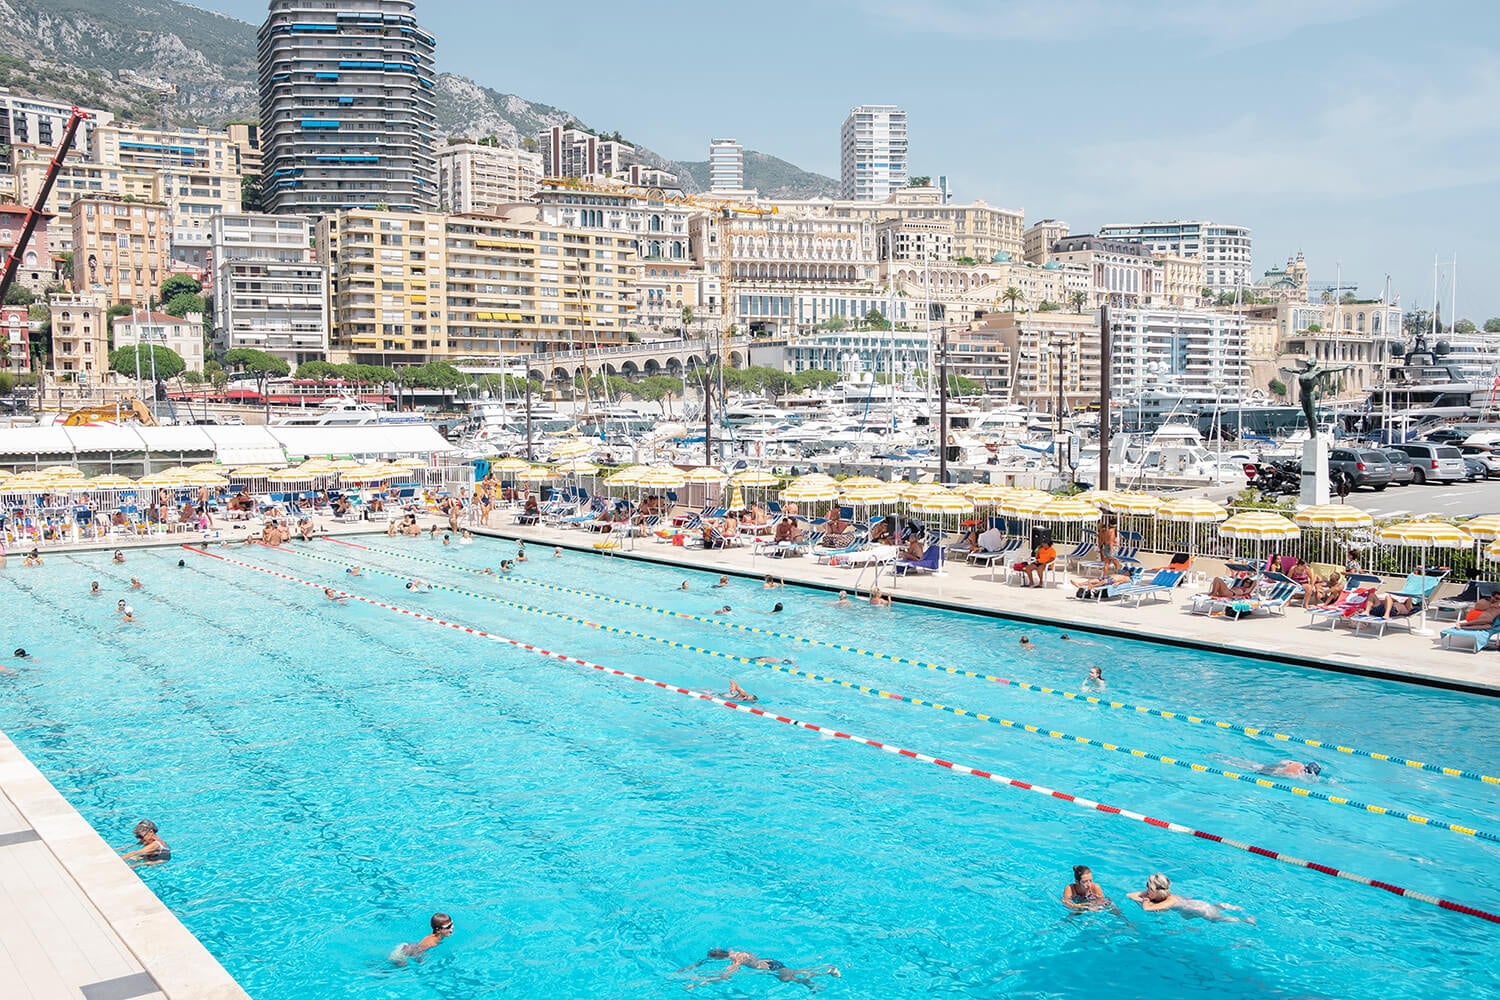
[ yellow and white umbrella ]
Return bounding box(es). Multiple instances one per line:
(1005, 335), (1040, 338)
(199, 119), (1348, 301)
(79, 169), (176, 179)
(550, 439), (595, 460)
(681, 467), (727, 484)
(39, 465), (84, 478)
(183, 473), (229, 488)
(1484, 539), (1500, 563)
(730, 469), (781, 487)
(230, 465), (280, 478)
(1461, 514), (1500, 541)
(1030, 496), (1101, 522)
(604, 466), (644, 487)
(898, 481), (949, 501)
(84, 474), (137, 490)
(963, 483), (1020, 508)
(907, 491), (976, 516)
(1294, 504), (1374, 529)
(838, 476), (888, 491)
(391, 457), (428, 469)
(340, 464), (395, 483)
(1154, 497), (1229, 523)
(1100, 492), (1164, 516)
(999, 490), (1052, 517)
(188, 462), (223, 472)
(267, 469), (317, 484)
(633, 465), (688, 490)
(491, 457), (534, 474)
(729, 484), (745, 510)
(840, 487), (903, 508)
(780, 480), (842, 505)
(1374, 519), (1473, 634)
(521, 466), (560, 481)
(1218, 511), (1301, 541)
(557, 459), (601, 477)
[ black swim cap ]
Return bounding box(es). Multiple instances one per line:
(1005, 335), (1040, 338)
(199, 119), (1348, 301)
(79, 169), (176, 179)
(13, 648), (26, 658)
(1306, 761), (1322, 776)
(177, 559), (186, 567)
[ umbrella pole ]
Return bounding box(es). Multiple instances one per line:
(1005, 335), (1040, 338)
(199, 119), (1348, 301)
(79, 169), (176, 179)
(1412, 545), (1433, 636)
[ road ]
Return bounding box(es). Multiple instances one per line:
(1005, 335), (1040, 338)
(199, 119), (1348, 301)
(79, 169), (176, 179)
(1308, 477), (1500, 519)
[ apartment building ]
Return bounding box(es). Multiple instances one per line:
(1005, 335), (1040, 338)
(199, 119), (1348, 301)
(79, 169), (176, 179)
(93, 123), (242, 268)
(48, 293), (108, 380)
(1097, 220), (1252, 292)
(1022, 219), (1068, 265)
(769, 186), (1024, 264)
(539, 125), (634, 180)
(71, 195), (171, 306)
(839, 105), (907, 202)
(950, 311), (1101, 410)
(257, 0), (440, 215)
(226, 122), (263, 179)
(210, 212), (328, 364)
(1050, 235), (1157, 308)
(437, 142), (543, 214)
(1, 304), (30, 373)
(317, 206), (640, 365)
(709, 139), (744, 193)
(0, 201), (53, 294)
(0, 89), (111, 163)
(1109, 307), (1250, 396)
(11, 146), (160, 254)
(113, 310), (206, 373)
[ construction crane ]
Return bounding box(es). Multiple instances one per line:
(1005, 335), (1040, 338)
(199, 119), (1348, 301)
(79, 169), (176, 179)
(0, 106), (89, 307)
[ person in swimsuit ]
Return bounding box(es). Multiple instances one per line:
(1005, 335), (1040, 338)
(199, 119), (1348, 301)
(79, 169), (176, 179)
(1061, 865), (1118, 912)
(711, 605), (731, 616)
(1262, 760), (1322, 778)
(391, 913), (454, 965)
(1082, 666), (1105, 691)
(833, 591), (851, 607)
(119, 820), (170, 864)
(1127, 873), (1253, 923)
(1019, 636), (1035, 651)
(727, 680), (757, 703)
(681, 948), (840, 989)
(90, 581), (101, 595)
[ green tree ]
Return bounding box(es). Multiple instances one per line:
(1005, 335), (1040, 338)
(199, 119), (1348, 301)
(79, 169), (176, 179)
(162, 292), (206, 318)
(108, 344), (186, 380)
(633, 375), (684, 415)
(295, 360), (341, 380)
(908, 176), (931, 187)
(240, 174), (263, 213)
(181, 369), (205, 385)
(105, 303), (132, 336)
(818, 315), (847, 332)
(862, 307), (891, 330)
(403, 361), (468, 389)
(1001, 286), (1024, 312)
(792, 369), (841, 391)
(1269, 377), (1287, 398)
(1037, 300), (1059, 312)
(1484, 318), (1500, 333)
(1455, 318), (1477, 335)
(159, 275), (201, 301)
(204, 359), (228, 391)
(225, 347), (290, 417)
(3, 285), (34, 306)
(1069, 291), (1088, 313)
(680, 304), (693, 338)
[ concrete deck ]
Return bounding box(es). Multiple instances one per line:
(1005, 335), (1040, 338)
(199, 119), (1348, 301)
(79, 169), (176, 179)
(1, 508), (1495, 1000)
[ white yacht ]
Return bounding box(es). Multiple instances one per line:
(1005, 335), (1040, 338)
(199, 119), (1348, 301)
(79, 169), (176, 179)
(270, 397), (426, 428)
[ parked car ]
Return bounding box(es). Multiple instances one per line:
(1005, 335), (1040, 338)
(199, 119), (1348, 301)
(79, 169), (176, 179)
(1382, 449), (1416, 486)
(1463, 456), (1488, 482)
(1422, 427), (1471, 445)
(1391, 442), (1468, 484)
(1327, 447), (1393, 491)
(1460, 444), (1500, 478)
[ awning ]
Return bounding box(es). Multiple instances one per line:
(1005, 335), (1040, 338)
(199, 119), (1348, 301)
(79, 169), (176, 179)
(270, 424), (456, 459)
(63, 425), (150, 453)
(0, 426), (79, 457)
(197, 426), (287, 466)
(135, 426), (218, 454)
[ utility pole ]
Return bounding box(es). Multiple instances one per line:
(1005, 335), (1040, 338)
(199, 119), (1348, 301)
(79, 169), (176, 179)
(938, 324), (949, 484)
(1098, 304), (1111, 491)
(524, 374), (534, 461)
(1056, 341), (1065, 484)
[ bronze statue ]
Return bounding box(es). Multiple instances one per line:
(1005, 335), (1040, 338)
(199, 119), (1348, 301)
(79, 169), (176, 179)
(1281, 358), (1352, 437)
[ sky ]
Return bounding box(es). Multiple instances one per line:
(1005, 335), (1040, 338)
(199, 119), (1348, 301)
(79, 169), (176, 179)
(196, 0), (1500, 321)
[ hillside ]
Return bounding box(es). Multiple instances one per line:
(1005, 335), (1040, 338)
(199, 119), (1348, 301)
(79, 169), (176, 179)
(4, 0), (838, 199)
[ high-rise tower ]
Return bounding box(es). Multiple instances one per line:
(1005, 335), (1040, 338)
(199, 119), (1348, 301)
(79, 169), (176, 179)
(708, 138), (744, 193)
(257, 0), (438, 216)
(839, 105), (907, 202)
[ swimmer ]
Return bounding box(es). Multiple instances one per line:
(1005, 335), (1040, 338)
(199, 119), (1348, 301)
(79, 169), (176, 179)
(23, 549), (42, 567)
(177, 559), (185, 568)
(90, 581), (101, 595)
(346, 566), (362, 577)
(460, 530), (473, 545)
(323, 587), (347, 603)
(119, 820), (169, 864)
(115, 599), (127, 615)
(680, 581), (690, 591)
(429, 524), (439, 538)
(1061, 865), (1117, 912)
(763, 574), (783, 589)
(516, 542), (527, 562)
(442, 533), (451, 546)
(390, 912), (453, 965)
(13, 648), (28, 659)
(1059, 633), (1094, 645)
(1127, 873), (1253, 924)
(404, 579), (432, 593)
(121, 607), (136, 624)
(833, 590), (851, 606)
(553, 546), (562, 559)
(770, 602), (784, 613)
(727, 680), (757, 703)
(711, 605), (732, 615)
(713, 575), (730, 589)
(130, 577), (142, 589)
(1082, 666), (1106, 691)
(1019, 636), (1035, 651)
(1261, 760), (1322, 779)
(112, 550), (125, 563)
(868, 586), (890, 607)
(681, 948), (840, 989)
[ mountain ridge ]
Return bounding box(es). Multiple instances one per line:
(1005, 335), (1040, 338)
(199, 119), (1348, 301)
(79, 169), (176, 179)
(1, 0), (837, 198)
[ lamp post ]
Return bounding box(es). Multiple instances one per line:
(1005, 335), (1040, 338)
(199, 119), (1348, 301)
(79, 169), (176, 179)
(1212, 379), (1226, 484)
(937, 323), (950, 484)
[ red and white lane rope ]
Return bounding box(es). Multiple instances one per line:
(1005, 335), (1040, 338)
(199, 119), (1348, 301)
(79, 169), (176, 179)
(183, 544), (1500, 926)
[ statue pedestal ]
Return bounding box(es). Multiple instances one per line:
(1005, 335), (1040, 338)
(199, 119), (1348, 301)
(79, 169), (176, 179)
(1301, 437), (1330, 506)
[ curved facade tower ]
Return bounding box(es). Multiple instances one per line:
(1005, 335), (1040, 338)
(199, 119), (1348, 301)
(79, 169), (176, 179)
(257, 0), (438, 216)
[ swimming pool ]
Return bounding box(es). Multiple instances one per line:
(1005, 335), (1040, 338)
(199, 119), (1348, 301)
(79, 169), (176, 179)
(2, 536), (1498, 998)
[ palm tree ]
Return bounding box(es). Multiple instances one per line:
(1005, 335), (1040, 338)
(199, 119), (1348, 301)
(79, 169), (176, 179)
(1069, 291), (1087, 313)
(680, 305), (693, 340)
(1001, 286), (1024, 313)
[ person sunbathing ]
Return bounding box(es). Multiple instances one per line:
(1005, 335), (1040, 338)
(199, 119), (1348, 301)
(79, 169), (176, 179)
(1365, 594), (1417, 619)
(1072, 571), (1134, 596)
(1206, 575), (1255, 600)
(1302, 570), (1343, 609)
(1456, 598), (1500, 630)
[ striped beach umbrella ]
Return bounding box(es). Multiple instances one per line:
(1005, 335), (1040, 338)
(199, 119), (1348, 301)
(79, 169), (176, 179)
(1374, 520), (1473, 634)
(1461, 514), (1500, 541)
(1154, 497), (1229, 523)
(840, 487), (903, 508)
(907, 491), (976, 516)
(633, 465), (688, 490)
(1218, 511), (1301, 541)
(681, 467), (727, 484)
(1294, 504), (1374, 529)
(604, 466), (644, 487)
(780, 480), (842, 505)
(729, 469), (780, 487)
(999, 490), (1052, 517)
(838, 476), (887, 490)
(491, 457), (534, 474)
(550, 439), (595, 460)
(1030, 496), (1102, 523)
(1484, 539), (1500, 563)
(1100, 492), (1163, 516)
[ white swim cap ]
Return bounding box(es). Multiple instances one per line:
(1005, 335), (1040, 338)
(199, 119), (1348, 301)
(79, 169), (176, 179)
(123, 606), (134, 616)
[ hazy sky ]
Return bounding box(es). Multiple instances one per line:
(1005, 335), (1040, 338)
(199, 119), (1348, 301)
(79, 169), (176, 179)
(197, 0), (1500, 321)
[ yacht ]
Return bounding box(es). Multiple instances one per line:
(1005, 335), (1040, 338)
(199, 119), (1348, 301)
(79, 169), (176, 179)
(1361, 332), (1500, 439)
(270, 397), (427, 428)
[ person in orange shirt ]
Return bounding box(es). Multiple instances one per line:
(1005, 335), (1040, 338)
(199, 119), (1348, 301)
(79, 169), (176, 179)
(1022, 540), (1057, 588)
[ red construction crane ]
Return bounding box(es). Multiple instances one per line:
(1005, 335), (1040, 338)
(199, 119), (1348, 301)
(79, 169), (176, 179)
(0, 106), (88, 306)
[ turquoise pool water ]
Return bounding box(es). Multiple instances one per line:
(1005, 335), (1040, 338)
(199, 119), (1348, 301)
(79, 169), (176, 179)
(2, 536), (1499, 998)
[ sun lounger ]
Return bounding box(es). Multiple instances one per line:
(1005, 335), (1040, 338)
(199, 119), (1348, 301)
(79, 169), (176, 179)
(896, 544), (944, 575)
(1113, 569), (1186, 608)
(1440, 622), (1500, 652)
(1430, 580), (1500, 622)
(1306, 587), (1378, 629)
(828, 544), (898, 567)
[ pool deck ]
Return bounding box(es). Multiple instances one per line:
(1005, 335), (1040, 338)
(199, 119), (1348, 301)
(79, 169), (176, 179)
(1, 512), (1496, 999)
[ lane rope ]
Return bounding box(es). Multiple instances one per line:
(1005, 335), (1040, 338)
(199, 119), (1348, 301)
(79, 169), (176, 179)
(278, 542), (1500, 847)
(329, 537), (1500, 788)
(183, 543), (1500, 926)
